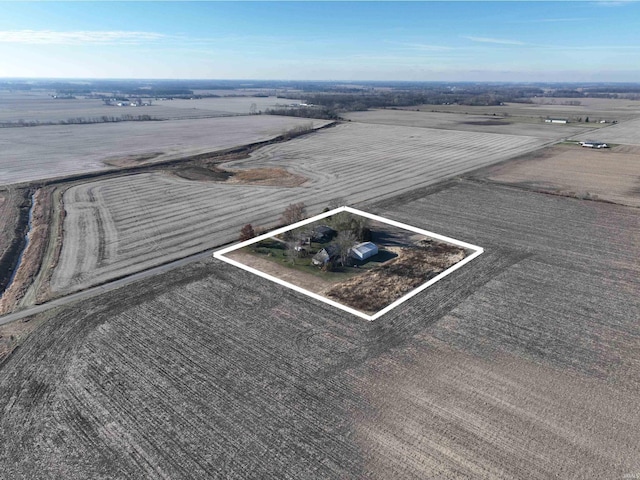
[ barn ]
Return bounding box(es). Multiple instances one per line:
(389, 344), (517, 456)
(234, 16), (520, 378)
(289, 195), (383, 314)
(350, 242), (379, 261)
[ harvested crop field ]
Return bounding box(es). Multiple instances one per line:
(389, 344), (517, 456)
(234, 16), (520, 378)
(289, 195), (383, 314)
(50, 123), (543, 293)
(479, 144), (640, 206)
(407, 97), (640, 121)
(572, 116), (640, 146)
(0, 116), (331, 185)
(0, 94), (233, 124)
(344, 109), (590, 138)
(155, 95), (301, 115)
(1, 180), (639, 478)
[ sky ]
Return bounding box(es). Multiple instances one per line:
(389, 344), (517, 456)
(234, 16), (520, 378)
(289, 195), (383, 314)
(1, 1), (639, 81)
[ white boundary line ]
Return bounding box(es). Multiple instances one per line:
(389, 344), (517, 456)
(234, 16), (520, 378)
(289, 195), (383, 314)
(214, 206), (483, 321)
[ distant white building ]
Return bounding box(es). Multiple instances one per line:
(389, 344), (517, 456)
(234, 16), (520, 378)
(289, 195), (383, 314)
(545, 118), (568, 124)
(350, 242), (378, 261)
(579, 141), (608, 149)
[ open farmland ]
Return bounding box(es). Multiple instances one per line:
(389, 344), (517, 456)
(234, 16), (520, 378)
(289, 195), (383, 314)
(155, 95), (301, 115)
(408, 97), (640, 122)
(344, 109), (591, 139)
(477, 143), (640, 207)
(0, 91), (302, 121)
(50, 122), (543, 294)
(0, 116), (330, 185)
(571, 116), (640, 145)
(1, 180), (639, 478)
(0, 93), (235, 124)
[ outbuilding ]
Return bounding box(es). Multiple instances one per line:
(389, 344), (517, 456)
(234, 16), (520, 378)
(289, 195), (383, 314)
(350, 242), (379, 261)
(312, 244), (340, 266)
(544, 118), (568, 124)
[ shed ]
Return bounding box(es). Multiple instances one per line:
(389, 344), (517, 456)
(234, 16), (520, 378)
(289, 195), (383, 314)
(350, 242), (379, 261)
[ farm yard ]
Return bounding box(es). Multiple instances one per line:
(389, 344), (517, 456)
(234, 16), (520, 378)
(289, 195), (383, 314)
(0, 179), (639, 478)
(0, 115), (331, 185)
(224, 215), (472, 316)
(477, 143), (640, 207)
(49, 122), (542, 294)
(343, 109), (591, 139)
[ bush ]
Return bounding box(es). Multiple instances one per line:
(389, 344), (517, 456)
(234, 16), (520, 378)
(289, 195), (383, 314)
(239, 224), (256, 241)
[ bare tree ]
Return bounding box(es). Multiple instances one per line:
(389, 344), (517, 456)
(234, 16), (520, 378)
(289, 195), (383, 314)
(285, 237), (303, 265)
(239, 224), (256, 242)
(281, 202), (306, 227)
(334, 230), (357, 267)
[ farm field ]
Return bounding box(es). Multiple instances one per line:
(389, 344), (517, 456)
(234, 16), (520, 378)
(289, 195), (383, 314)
(50, 122), (543, 294)
(343, 109), (590, 139)
(155, 95), (301, 114)
(0, 91), (303, 123)
(0, 93), (233, 123)
(478, 144), (640, 207)
(571, 116), (640, 145)
(1, 181), (639, 478)
(0, 116), (331, 185)
(408, 97), (640, 122)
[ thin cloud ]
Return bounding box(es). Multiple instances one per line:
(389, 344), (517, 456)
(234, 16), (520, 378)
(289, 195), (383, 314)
(394, 42), (454, 52)
(0, 30), (168, 45)
(594, 0), (637, 6)
(464, 36), (527, 46)
(533, 17), (592, 23)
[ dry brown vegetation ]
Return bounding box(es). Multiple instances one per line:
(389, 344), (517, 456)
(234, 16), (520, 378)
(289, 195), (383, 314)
(326, 242), (467, 314)
(0, 188), (53, 315)
(226, 167), (307, 187)
(0, 189), (22, 263)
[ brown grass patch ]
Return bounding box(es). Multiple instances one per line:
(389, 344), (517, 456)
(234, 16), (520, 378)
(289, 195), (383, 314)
(227, 167), (307, 187)
(326, 242), (467, 314)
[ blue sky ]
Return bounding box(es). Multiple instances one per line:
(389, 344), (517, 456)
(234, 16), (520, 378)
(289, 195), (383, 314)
(1, 1), (639, 81)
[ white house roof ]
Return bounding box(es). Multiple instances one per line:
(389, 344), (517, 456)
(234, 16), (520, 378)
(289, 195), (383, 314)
(351, 242), (378, 258)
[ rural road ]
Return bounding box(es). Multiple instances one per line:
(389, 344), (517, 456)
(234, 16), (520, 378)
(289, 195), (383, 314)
(0, 248), (218, 326)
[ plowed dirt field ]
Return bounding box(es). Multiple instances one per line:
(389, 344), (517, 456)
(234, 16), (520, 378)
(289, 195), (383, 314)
(1, 181), (638, 478)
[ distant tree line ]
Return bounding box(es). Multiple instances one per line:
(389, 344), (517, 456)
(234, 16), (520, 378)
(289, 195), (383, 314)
(0, 115), (159, 128)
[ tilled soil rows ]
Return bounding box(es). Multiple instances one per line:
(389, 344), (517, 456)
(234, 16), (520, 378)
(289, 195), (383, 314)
(1, 181), (638, 478)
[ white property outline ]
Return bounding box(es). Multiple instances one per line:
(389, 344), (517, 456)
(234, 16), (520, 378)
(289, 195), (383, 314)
(214, 206), (484, 321)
